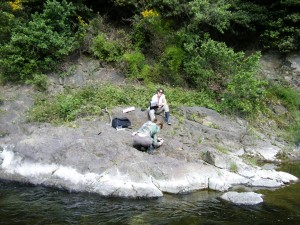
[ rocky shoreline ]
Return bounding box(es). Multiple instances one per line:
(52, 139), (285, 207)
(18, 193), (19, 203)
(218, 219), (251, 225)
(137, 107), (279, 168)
(1, 54), (300, 204)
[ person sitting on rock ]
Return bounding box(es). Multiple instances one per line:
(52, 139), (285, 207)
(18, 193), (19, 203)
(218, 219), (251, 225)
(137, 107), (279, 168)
(148, 88), (171, 125)
(132, 119), (164, 154)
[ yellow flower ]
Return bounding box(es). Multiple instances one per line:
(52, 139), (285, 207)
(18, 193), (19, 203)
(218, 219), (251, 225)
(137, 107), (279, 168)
(77, 16), (88, 27)
(141, 9), (160, 18)
(8, 0), (22, 11)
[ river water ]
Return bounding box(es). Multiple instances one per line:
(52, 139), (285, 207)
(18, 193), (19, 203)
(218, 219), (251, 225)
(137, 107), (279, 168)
(0, 162), (299, 225)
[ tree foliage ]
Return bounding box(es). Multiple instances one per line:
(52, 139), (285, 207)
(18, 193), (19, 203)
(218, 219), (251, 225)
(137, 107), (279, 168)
(108, 0), (300, 52)
(0, 0), (80, 82)
(261, 0), (300, 52)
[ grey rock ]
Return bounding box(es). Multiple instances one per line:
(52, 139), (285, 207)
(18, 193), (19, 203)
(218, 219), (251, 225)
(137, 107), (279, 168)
(220, 191), (264, 205)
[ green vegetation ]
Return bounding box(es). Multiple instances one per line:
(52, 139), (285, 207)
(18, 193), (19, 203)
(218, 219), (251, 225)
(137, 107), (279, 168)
(0, 0), (82, 85)
(122, 50), (150, 81)
(91, 33), (124, 62)
(27, 84), (217, 123)
(243, 156), (258, 167)
(266, 85), (300, 145)
(215, 145), (229, 154)
(0, 0), (299, 145)
(229, 162), (238, 173)
(108, 0), (300, 52)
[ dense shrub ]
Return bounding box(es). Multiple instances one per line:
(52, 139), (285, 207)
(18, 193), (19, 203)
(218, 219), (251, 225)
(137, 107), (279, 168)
(122, 50), (151, 80)
(183, 38), (266, 115)
(0, 4), (15, 44)
(111, 0), (300, 52)
(131, 10), (172, 56)
(91, 33), (124, 62)
(260, 1), (300, 53)
(0, 0), (79, 82)
(222, 52), (267, 115)
(25, 73), (48, 91)
(157, 46), (185, 86)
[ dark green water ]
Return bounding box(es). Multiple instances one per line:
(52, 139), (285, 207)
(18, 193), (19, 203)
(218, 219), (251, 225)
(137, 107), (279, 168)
(1, 162), (300, 225)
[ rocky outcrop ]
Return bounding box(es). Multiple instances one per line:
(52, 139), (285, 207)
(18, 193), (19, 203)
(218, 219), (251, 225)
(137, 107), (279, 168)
(0, 55), (299, 199)
(0, 87), (298, 199)
(260, 51), (300, 91)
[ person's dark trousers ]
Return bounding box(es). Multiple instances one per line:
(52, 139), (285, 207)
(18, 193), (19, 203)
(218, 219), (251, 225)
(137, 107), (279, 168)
(165, 112), (171, 125)
(148, 144), (155, 155)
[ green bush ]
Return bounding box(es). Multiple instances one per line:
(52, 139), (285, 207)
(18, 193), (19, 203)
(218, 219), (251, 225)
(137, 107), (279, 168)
(0, 6), (14, 45)
(183, 38), (266, 115)
(188, 0), (231, 33)
(184, 38), (239, 91)
(261, 2), (300, 53)
(158, 46), (185, 85)
(0, 0), (78, 82)
(131, 11), (172, 56)
(78, 14), (108, 53)
(223, 70), (267, 115)
(91, 33), (124, 62)
(25, 73), (49, 91)
(122, 50), (148, 79)
(57, 94), (82, 121)
(222, 52), (267, 115)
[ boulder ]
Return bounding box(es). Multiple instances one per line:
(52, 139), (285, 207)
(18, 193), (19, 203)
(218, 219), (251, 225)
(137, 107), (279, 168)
(220, 191), (264, 205)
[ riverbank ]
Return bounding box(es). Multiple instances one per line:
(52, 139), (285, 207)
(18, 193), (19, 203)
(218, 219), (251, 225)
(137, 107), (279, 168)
(0, 81), (299, 200)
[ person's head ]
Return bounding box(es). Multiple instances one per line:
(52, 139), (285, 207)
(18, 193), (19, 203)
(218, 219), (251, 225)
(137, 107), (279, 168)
(153, 118), (163, 129)
(157, 88), (164, 96)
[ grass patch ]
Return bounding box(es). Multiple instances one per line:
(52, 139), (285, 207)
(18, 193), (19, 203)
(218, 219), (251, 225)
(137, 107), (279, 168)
(215, 144), (229, 154)
(268, 85), (300, 111)
(188, 112), (204, 123)
(27, 83), (217, 124)
(230, 162), (238, 173)
(198, 137), (204, 144)
(266, 84), (300, 146)
(243, 155), (258, 166)
(208, 123), (219, 129)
